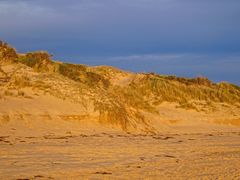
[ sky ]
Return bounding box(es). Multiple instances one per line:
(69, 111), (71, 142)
(0, 0), (240, 84)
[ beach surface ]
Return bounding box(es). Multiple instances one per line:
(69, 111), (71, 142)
(0, 129), (239, 179)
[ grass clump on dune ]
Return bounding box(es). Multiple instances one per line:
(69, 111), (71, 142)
(17, 51), (55, 72)
(58, 63), (86, 81)
(0, 41), (18, 63)
(94, 98), (129, 130)
(58, 63), (110, 88)
(128, 74), (240, 108)
(16, 50), (110, 88)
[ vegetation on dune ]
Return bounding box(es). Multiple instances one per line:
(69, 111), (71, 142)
(94, 97), (129, 130)
(164, 75), (213, 86)
(14, 48), (110, 88)
(1, 40), (240, 107)
(112, 86), (157, 113)
(17, 51), (56, 72)
(0, 41), (18, 63)
(0, 40), (240, 130)
(128, 74), (240, 108)
(93, 92), (150, 130)
(58, 63), (86, 81)
(58, 63), (110, 88)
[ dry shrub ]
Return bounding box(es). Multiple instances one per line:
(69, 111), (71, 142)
(17, 51), (54, 72)
(58, 63), (110, 88)
(0, 41), (18, 63)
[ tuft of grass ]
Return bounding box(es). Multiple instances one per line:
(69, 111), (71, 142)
(164, 75), (213, 86)
(0, 41), (18, 63)
(58, 63), (110, 88)
(113, 86), (157, 113)
(17, 51), (54, 72)
(94, 97), (129, 130)
(58, 63), (86, 81)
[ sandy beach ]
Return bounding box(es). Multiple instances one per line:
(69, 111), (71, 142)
(0, 129), (240, 179)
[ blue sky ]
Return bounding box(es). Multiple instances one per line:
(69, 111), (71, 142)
(0, 0), (240, 84)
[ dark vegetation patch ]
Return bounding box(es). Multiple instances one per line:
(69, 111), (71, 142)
(17, 51), (57, 76)
(0, 40), (18, 63)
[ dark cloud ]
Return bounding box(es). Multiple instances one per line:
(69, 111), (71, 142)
(0, 0), (239, 84)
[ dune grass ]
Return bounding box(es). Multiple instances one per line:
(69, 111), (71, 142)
(0, 41), (18, 63)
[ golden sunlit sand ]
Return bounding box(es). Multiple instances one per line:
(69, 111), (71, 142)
(0, 128), (239, 179)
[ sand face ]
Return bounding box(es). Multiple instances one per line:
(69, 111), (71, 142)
(0, 130), (240, 179)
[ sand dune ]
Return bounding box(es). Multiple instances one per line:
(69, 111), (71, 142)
(0, 41), (240, 179)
